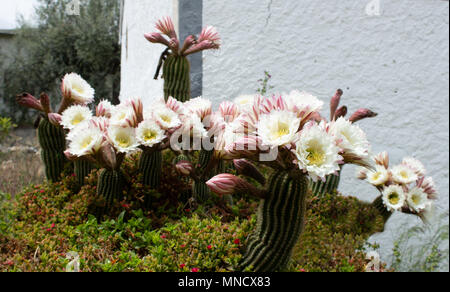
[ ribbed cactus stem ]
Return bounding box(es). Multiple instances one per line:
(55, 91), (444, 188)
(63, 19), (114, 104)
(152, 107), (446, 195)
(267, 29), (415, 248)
(38, 118), (67, 182)
(74, 160), (94, 186)
(240, 170), (308, 272)
(372, 195), (393, 224)
(139, 149), (163, 189)
(310, 173), (341, 197)
(163, 54), (191, 102)
(95, 168), (125, 219)
(193, 149), (214, 203)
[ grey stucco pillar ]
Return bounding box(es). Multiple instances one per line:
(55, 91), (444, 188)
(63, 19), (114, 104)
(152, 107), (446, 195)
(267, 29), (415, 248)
(179, 0), (203, 98)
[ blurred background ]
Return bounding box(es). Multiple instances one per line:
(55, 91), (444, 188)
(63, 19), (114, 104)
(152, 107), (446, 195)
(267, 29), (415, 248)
(1, 0), (449, 271)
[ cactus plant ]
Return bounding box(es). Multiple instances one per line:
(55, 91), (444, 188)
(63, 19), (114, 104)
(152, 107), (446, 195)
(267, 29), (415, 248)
(74, 160), (94, 186)
(145, 17), (220, 103)
(192, 149), (214, 203)
(240, 170), (308, 272)
(163, 54), (191, 102)
(95, 168), (125, 219)
(310, 172), (341, 197)
(38, 117), (67, 182)
(139, 149), (163, 189)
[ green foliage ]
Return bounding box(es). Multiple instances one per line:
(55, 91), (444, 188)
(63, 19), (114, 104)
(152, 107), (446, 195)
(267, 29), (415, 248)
(1, 0), (121, 124)
(390, 212), (449, 272)
(290, 192), (389, 272)
(256, 71), (274, 96)
(0, 116), (17, 143)
(3, 151), (443, 272)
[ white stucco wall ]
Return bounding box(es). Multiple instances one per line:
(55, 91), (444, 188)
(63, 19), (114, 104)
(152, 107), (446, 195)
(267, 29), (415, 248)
(203, 0), (449, 264)
(120, 0), (178, 106)
(121, 0), (449, 267)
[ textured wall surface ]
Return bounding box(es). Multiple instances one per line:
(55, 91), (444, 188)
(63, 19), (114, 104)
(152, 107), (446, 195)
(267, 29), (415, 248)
(120, 0), (176, 105)
(203, 0), (449, 262)
(121, 0), (449, 266)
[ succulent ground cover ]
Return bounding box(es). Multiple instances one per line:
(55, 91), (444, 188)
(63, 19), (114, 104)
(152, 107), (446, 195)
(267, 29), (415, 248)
(0, 151), (389, 272)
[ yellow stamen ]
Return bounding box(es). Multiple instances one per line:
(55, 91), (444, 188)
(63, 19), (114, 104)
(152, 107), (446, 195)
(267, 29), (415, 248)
(143, 130), (157, 142)
(388, 193), (400, 205)
(272, 122), (290, 139)
(81, 137), (93, 149)
(161, 115), (171, 123)
(307, 148), (325, 166)
(71, 114), (85, 126)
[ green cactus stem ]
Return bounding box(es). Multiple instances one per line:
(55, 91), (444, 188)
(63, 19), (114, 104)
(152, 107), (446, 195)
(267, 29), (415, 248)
(193, 149), (214, 203)
(310, 173), (341, 197)
(139, 149), (163, 189)
(371, 195), (393, 224)
(74, 160), (94, 186)
(163, 54), (191, 102)
(38, 118), (67, 182)
(95, 168), (125, 219)
(240, 170), (308, 272)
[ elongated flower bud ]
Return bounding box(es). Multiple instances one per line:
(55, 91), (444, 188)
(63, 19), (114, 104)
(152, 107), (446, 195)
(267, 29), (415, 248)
(349, 108), (378, 123)
(233, 159), (266, 185)
(144, 32), (171, 47)
(40, 93), (52, 114)
(207, 174), (266, 199)
(176, 160), (194, 177)
(16, 93), (44, 112)
(334, 106), (348, 119)
(374, 151), (389, 169)
(48, 113), (62, 127)
(330, 89), (343, 121)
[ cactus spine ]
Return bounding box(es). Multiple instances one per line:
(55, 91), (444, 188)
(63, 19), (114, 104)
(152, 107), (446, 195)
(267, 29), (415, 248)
(139, 150), (163, 189)
(74, 160), (94, 186)
(95, 168), (125, 218)
(38, 118), (67, 182)
(240, 170), (308, 272)
(310, 173), (341, 197)
(163, 55), (191, 102)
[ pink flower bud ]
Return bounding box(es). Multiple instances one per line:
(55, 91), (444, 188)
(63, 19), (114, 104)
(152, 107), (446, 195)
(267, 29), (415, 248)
(99, 142), (117, 170)
(48, 113), (62, 127)
(349, 108), (378, 123)
(155, 17), (177, 39)
(207, 174), (266, 199)
(39, 93), (52, 114)
(207, 174), (243, 196)
(198, 26), (221, 46)
(219, 101), (239, 123)
(180, 35), (196, 55)
(334, 106), (348, 120)
(183, 40), (219, 56)
(16, 93), (44, 112)
(144, 32), (171, 47)
(176, 160), (194, 176)
(374, 151), (389, 169)
(233, 159), (266, 185)
(330, 89), (343, 121)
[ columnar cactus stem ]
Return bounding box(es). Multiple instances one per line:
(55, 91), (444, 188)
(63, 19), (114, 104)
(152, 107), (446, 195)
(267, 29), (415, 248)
(74, 160), (94, 186)
(240, 170), (308, 272)
(139, 149), (163, 189)
(163, 55), (191, 102)
(38, 118), (67, 182)
(371, 195), (393, 224)
(95, 168), (125, 219)
(193, 149), (214, 203)
(310, 173), (341, 197)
